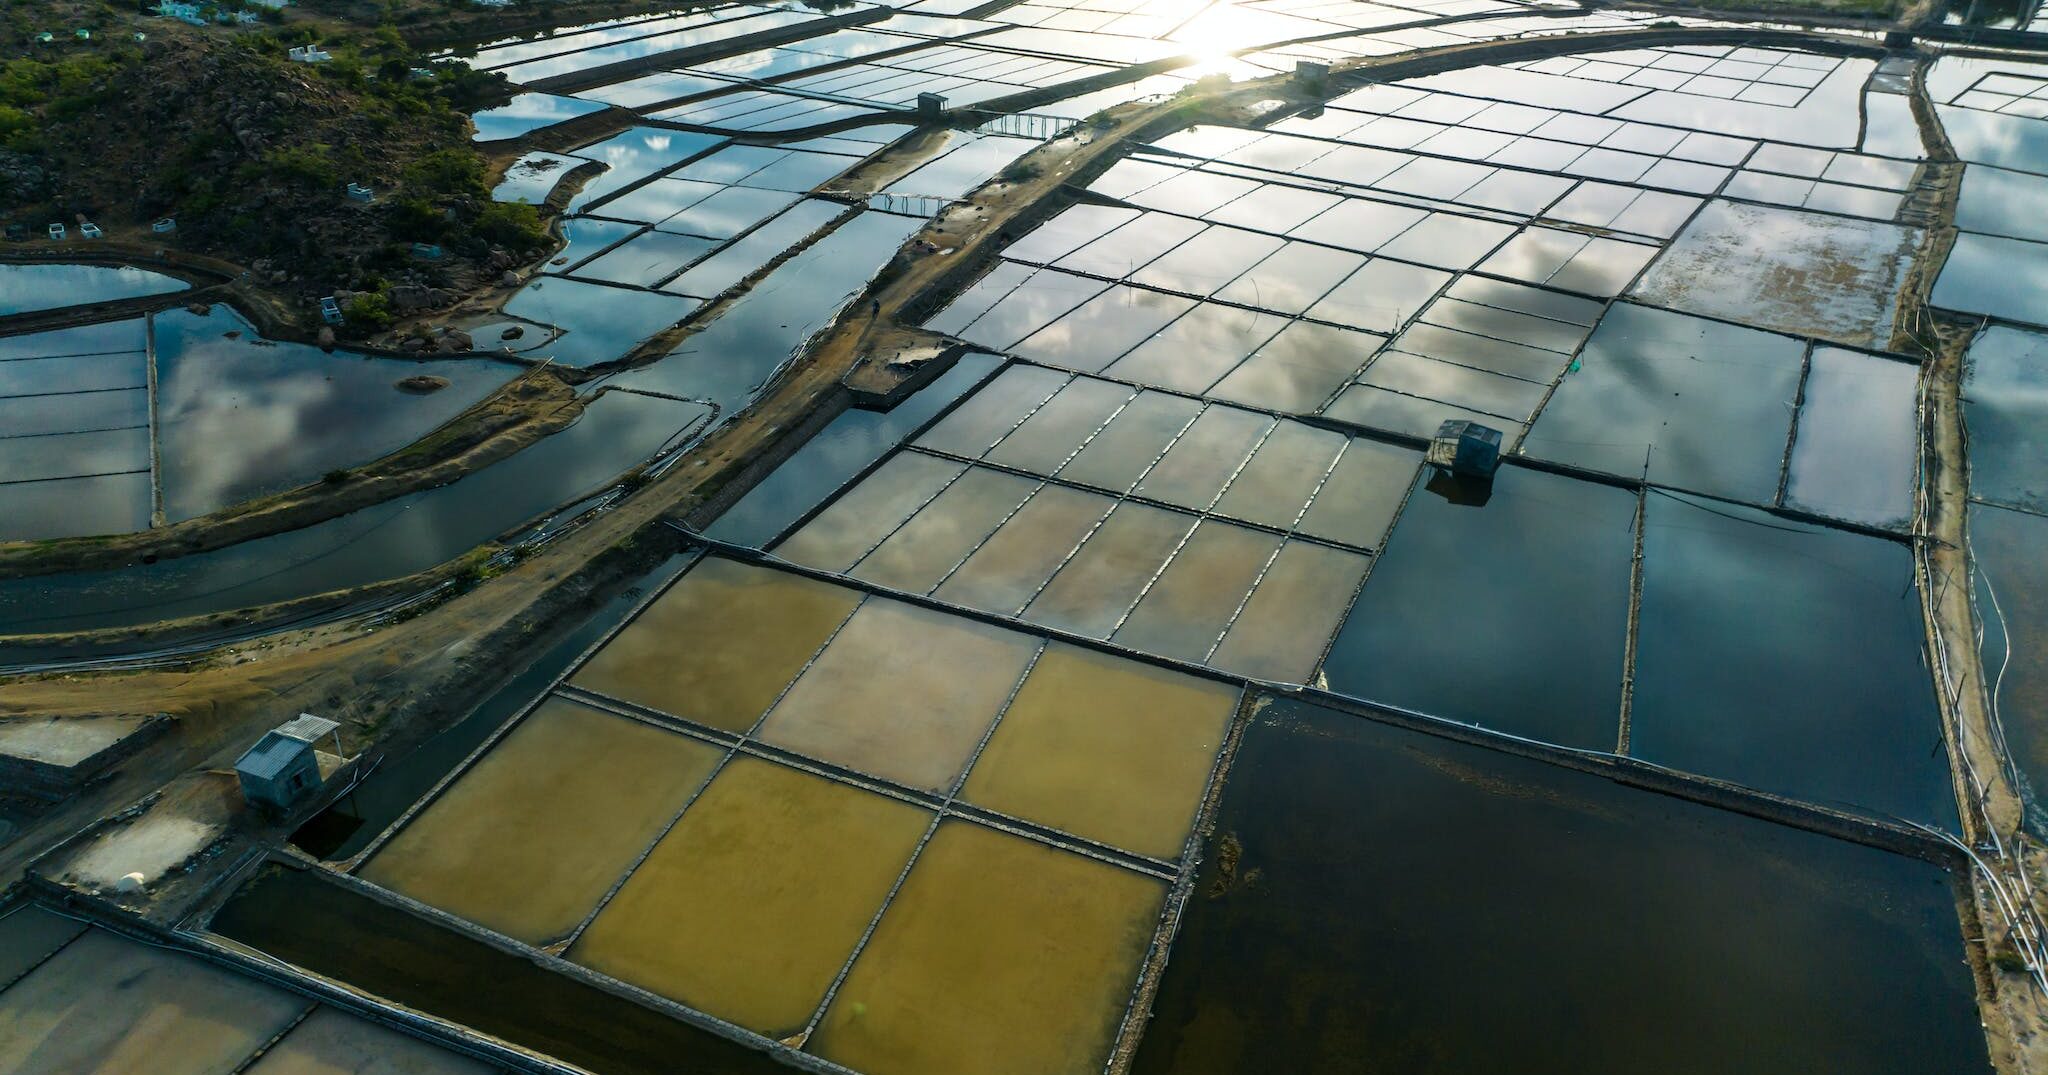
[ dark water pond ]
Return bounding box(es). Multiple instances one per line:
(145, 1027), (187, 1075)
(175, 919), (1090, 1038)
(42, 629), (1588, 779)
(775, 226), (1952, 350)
(211, 866), (788, 1075)
(1972, 500), (2048, 836)
(1321, 465), (1635, 751)
(1131, 697), (1988, 1075)
(1630, 492), (1957, 828)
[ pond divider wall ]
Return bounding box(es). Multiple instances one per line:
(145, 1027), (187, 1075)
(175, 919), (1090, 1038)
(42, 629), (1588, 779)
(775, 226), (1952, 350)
(683, 530), (1962, 869)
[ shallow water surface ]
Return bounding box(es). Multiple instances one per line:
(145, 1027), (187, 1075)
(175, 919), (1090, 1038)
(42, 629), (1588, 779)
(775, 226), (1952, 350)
(1211, 421), (1346, 530)
(1972, 501), (2048, 835)
(1524, 302), (1804, 504)
(775, 452), (965, 571)
(0, 904), (83, 983)
(933, 484), (1118, 614)
(470, 92), (606, 141)
(755, 598), (1039, 792)
(0, 928), (303, 1073)
(1294, 436), (1419, 549)
(1784, 347), (1918, 528)
(1023, 502), (1198, 638)
(1962, 324), (2048, 512)
(1111, 521), (1280, 664)
(611, 210), (925, 410)
(0, 263), (187, 316)
(850, 466), (1040, 594)
(503, 276), (699, 368)
(1935, 231), (2048, 328)
(984, 376), (1137, 476)
(705, 352), (1001, 547)
(241, 1007), (497, 1075)
(154, 306), (517, 520)
(0, 390), (707, 640)
(1956, 165), (2048, 243)
(1630, 200), (1918, 348)
(914, 364), (1071, 459)
(1207, 539), (1370, 683)
(1129, 406), (1273, 512)
(1054, 390), (1203, 493)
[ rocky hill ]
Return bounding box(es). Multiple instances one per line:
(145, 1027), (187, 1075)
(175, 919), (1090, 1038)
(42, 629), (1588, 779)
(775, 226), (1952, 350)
(1, 28), (549, 328)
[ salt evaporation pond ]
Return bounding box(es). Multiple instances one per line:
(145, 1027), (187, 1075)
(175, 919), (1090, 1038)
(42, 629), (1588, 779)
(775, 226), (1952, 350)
(154, 305), (519, 521)
(470, 91), (607, 141)
(1132, 697), (1988, 1075)
(0, 389), (707, 642)
(704, 352), (1003, 546)
(293, 553), (698, 859)
(1322, 465), (1635, 751)
(1631, 492), (1957, 828)
(1962, 323), (2048, 513)
(1972, 502), (2048, 836)
(210, 867), (791, 1075)
(0, 908), (495, 1074)
(0, 263), (188, 316)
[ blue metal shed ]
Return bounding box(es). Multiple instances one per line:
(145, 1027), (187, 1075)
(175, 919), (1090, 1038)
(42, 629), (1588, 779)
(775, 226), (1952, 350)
(235, 714), (339, 813)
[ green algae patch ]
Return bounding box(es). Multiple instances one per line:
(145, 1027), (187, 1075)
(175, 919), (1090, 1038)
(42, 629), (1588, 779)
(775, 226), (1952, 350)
(963, 643), (1237, 858)
(571, 557), (862, 732)
(813, 821), (1166, 1075)
(570, 757), (930, 1037)
(360, 697), (722, 945)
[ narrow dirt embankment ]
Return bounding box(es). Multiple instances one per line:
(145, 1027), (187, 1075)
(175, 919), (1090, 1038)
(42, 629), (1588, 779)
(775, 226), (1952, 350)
(1896, 53), (2048, 1075)
(0, 369), (584, 580)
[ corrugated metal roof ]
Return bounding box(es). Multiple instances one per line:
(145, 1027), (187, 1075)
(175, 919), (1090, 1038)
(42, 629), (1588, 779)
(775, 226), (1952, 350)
(275, 714), (338, 743)
(235, 731), (311, 782)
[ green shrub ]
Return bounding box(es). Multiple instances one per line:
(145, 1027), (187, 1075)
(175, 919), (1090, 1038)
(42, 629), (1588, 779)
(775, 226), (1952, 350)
(474, 200), (546, 249)
(342, 291), (393, 328)
(434, 65), (510, 112)
(387, 196), (452, 240)
(0, 104), (33, 150)
(402, 147), (487, 200)
(255, 144), (341, 189)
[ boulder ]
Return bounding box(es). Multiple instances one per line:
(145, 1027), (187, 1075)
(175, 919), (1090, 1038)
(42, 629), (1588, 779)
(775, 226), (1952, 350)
(393, 287), (453, 310)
